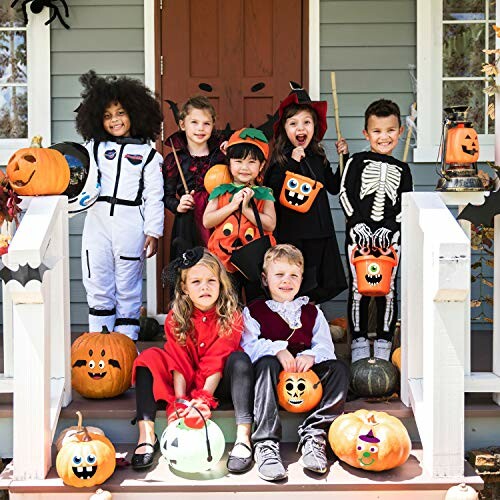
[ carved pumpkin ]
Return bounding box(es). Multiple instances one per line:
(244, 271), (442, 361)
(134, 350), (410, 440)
(56, 411), (106, 451)
(71, 326), (137, 399)
(6, 136), (70, 196)
(391, 347), (401, 371)
(56, 427), (116, 487)
(445, 124), (480, 164)
(204, 164), (232, 194)
(350, 358), (399, 398)
(207, 193), (276, 273)
(328, 409), (411, 471)
(279, 171), (323, 213)
(277, 370), (323, 413)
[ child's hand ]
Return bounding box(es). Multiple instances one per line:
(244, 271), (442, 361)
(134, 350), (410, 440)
(144, 236), (158, 258)
(177, 190), (195, 213)
(276, 349), (297, 372)
(291, 147), (306, 163)
(220, 141), (229, 155)
(241, 187), (255, 207)
(336, 138), (349, 155)
(229, 190), (245, 210)
(295, 354), (315, 373)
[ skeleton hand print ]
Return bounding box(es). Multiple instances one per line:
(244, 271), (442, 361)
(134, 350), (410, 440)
(372, 227), (392, 252)
(350, 223), (373, 250)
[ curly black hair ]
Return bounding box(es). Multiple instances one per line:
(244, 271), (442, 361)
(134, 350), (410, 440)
(75, 70), (163, 142)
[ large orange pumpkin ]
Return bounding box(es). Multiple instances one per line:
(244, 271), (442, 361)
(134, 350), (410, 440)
(328, 409), (411, 471)
(277, 370), (323, 413)
(391, 347), (401, 371)
(6, 136), (70, 196)
(445, 124), (480, 164)
(56, 427), (116, 488)
(204, 164), (232, 194)
(71, 327), (137, 399)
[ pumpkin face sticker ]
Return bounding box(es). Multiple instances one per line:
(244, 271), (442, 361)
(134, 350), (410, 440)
(356, 429), (380, 467)
(279, 171), (323, 213)
(72, 348), (121, 381)
(277, 370), (323, 413)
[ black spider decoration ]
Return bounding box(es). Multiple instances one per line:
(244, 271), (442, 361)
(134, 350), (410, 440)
(11, 0), (70, 30)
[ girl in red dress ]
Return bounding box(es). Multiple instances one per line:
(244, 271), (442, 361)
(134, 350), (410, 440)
(131, 248), (254, 473)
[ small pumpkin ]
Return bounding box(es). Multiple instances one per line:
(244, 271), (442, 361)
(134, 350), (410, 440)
(56, 411), (106, 451)
(329, 317), (347, 342)
(56, 426), (116, 488)
(277, 370), (323, 413)
(445, 125), (480, 164)
(138, 306), (161, 341)
(350, 358), (399, 398)
(445, 483), (479, 500)
(90, 489), (113, 500)
(204, 164), (231, 194)
(328, 409), (411, 472)
(391, 347), (401, 371)
(7, 136), (70, 196)
(71, 326), (137, 399)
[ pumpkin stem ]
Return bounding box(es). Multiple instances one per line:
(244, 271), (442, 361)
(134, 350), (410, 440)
(81, 427), (92, 442)
(367, 414), (378, 425)
(30, 136), (43, 148)
(76, 410), (83, 430)
(140, 306), (147, 318)
(101, 326), (110, 334)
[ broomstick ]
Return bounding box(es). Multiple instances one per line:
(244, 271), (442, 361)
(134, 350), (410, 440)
(403, 103), (417, 163)
(169, 139), (189, 195)
(330, 72), (344, 174)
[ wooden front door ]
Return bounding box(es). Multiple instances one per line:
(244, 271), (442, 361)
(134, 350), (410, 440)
(156, 0), (308, 312)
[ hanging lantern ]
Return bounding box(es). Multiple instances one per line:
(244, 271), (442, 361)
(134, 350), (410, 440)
(160, 417), (225, 473)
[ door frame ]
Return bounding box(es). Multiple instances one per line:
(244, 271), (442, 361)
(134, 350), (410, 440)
(143, 0), (320, 320)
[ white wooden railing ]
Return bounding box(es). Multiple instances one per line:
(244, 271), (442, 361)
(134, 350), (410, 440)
(401, 191), (500, 479)
(0, 196), (71, 480)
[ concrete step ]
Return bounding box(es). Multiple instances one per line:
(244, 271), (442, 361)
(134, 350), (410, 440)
(0, 442), (483, 499)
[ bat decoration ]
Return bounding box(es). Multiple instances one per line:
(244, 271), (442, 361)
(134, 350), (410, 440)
(11, 0), (70, 29)
(457, 190), (500, 227)
(0, 258), (55, 286)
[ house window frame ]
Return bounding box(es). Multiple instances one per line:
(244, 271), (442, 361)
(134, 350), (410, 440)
(0, 9), (51, 165)
(415, 0), (495, 163)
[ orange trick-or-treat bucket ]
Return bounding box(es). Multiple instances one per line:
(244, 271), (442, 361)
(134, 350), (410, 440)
(351, 246), (398, 297)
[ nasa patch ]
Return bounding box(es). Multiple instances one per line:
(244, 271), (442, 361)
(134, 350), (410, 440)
(125, 153), (144, 165)
(105, 149), (117, 160)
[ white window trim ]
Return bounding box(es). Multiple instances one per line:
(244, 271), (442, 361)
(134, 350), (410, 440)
(415, 0), (495, 163)
(0, 9), (51, 165)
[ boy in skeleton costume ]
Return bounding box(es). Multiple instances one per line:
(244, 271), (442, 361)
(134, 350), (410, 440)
(339, 100), (413, 362)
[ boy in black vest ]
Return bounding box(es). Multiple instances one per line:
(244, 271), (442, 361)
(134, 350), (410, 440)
(241, 244), (349, 481)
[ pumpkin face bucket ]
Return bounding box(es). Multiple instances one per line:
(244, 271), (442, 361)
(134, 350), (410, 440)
(328, 409), (411, 472)
(279, 171), (323, 213)
(277, 370), (323, 413)
(445, 125), (480, 164)
(71, 327), (137, 399)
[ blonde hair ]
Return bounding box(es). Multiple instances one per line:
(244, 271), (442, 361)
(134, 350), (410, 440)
(262, 244), (304, 274)
(179, 95), (216, 123)
(169, 250), (239, 345)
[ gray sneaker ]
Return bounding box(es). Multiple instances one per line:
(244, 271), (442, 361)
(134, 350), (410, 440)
(299, 436), (328, 474)
(254, 440), (287, 481)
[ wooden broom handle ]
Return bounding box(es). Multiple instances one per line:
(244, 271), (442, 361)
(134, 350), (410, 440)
(330, 72), (344, 174)
(170, 139), (189, 195)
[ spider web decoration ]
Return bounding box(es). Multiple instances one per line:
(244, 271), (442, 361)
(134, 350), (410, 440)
(11, 0), (70, 30)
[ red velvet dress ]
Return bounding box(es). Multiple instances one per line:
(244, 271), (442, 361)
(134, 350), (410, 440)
(132, 307), (243, 404)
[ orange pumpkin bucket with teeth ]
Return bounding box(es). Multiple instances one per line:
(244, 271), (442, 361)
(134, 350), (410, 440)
(279, 171), (323, 213)
(351, 247), (398, 296)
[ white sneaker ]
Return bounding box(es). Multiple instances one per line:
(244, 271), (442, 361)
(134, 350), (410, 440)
(373, 339), (392, 361)
(351, 338), (370, 363)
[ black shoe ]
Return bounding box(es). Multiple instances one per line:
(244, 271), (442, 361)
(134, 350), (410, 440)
(227, 442), (253, 473)
(131, 435), (160, 469)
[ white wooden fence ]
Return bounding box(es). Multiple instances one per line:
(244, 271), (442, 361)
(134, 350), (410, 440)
(0, 196), (71, 480)
(401, 191), (500, 478)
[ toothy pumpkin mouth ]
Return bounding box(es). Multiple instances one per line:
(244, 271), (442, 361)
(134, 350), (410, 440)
(12, 170), (35, 187)
(365, 274), (382, 285)
(72, 465), (97, 479)
(88, 372), (107, 379)
(284, 190), (308, 206)
(288, 399), (304, 405)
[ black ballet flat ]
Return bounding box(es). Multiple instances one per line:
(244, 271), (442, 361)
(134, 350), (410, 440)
(227, 442), (253, 473)
(131, 435), (160, 469)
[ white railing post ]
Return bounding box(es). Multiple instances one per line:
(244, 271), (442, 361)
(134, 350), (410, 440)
(494, 213), (500, 405)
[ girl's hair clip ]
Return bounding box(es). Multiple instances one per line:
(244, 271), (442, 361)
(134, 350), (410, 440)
(161, 247), (204, 288)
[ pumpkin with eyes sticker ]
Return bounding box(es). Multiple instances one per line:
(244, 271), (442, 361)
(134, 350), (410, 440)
(328, 409), (411, 471)
(279, 171), (323, 214)
(71, 326), (137, 399)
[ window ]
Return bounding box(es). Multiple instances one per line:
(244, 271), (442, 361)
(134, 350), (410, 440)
(415, 0), (496, 162)
(0, 2), (50, 165)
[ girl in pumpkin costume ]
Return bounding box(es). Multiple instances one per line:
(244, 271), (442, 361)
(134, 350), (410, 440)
(164, 96), (226, 258)
(264, 85), (347, 304)
(204, 128), (276, 301)
(131, 248), (254, 473)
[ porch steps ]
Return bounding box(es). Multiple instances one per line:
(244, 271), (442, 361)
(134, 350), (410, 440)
(0, 442), (483, 500)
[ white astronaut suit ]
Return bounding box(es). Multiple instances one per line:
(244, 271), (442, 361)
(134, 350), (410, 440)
(81, 138), (164, 340)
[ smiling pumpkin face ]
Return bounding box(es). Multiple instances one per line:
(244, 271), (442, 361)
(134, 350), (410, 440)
(445, 125), (480, 164)
(6, 136), (70, 196)
(277, 370), (323, 413)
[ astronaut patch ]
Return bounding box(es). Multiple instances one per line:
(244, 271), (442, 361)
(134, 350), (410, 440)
(105, 149), (117, 160)
(125, 154), (144, 165)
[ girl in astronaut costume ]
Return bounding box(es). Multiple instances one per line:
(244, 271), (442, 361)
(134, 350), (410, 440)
(75, 71), (164, 341)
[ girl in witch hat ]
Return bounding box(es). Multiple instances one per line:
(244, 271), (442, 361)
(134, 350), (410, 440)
(265, 84), (348, 304)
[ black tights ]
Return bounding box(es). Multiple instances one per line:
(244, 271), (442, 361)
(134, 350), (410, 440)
(135, 351), (254, 424)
